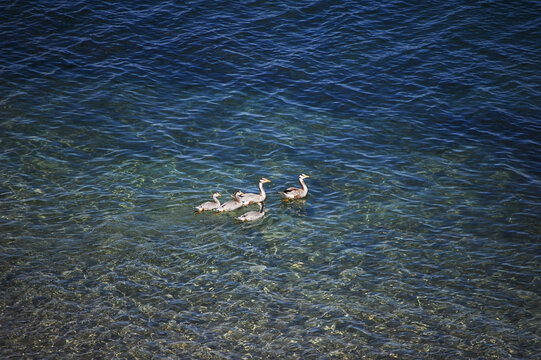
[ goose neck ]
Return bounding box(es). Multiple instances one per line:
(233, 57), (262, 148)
(258, 181), (267, 197)
(299, 178), (308, 191)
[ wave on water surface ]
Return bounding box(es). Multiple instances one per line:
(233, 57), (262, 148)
(0, 0), (540, 358)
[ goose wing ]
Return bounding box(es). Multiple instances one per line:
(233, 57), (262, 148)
(283, 187), (301, 193)
(196, 201), (218, 211)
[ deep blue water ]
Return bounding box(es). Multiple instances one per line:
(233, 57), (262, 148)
(1, 1), (540, 358)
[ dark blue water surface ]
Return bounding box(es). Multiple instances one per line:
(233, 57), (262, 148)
(1, 1), (540, 358)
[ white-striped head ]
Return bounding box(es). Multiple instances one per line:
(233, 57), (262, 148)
(231, 190), (244, 200)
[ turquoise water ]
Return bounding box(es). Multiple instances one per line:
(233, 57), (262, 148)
(1, 1), (540, 358)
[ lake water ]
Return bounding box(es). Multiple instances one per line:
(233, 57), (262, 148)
(1, 1), (540, 358)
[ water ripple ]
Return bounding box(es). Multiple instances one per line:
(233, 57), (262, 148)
(1, 0), (540, 358)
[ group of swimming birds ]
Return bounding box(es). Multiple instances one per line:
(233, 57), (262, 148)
(194, 174), (310, 222)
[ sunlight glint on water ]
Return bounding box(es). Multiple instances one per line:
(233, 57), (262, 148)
(1, 0), (540, 358)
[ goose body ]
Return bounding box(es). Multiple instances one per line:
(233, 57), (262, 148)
(236, 202), (265, 222)
(279, 174), (310, 200)
(239, 178), (271, 205)
(215, 191), (245, 213)
(195, 192), (221, 212)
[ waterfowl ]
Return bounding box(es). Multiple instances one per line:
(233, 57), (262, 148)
(239, 178), (271, 205)
(195, 192), (221, 212)
(215, 191), (245, 213)
(279, 174), (310, 200)
(236, 202), (265, 222)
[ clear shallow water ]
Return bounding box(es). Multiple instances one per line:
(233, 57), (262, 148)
(1, 0), (540, 358)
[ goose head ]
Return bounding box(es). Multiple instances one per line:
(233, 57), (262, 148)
(231, 190), (244, 200)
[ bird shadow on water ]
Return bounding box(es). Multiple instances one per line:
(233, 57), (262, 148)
(278, 198), (311, 217)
